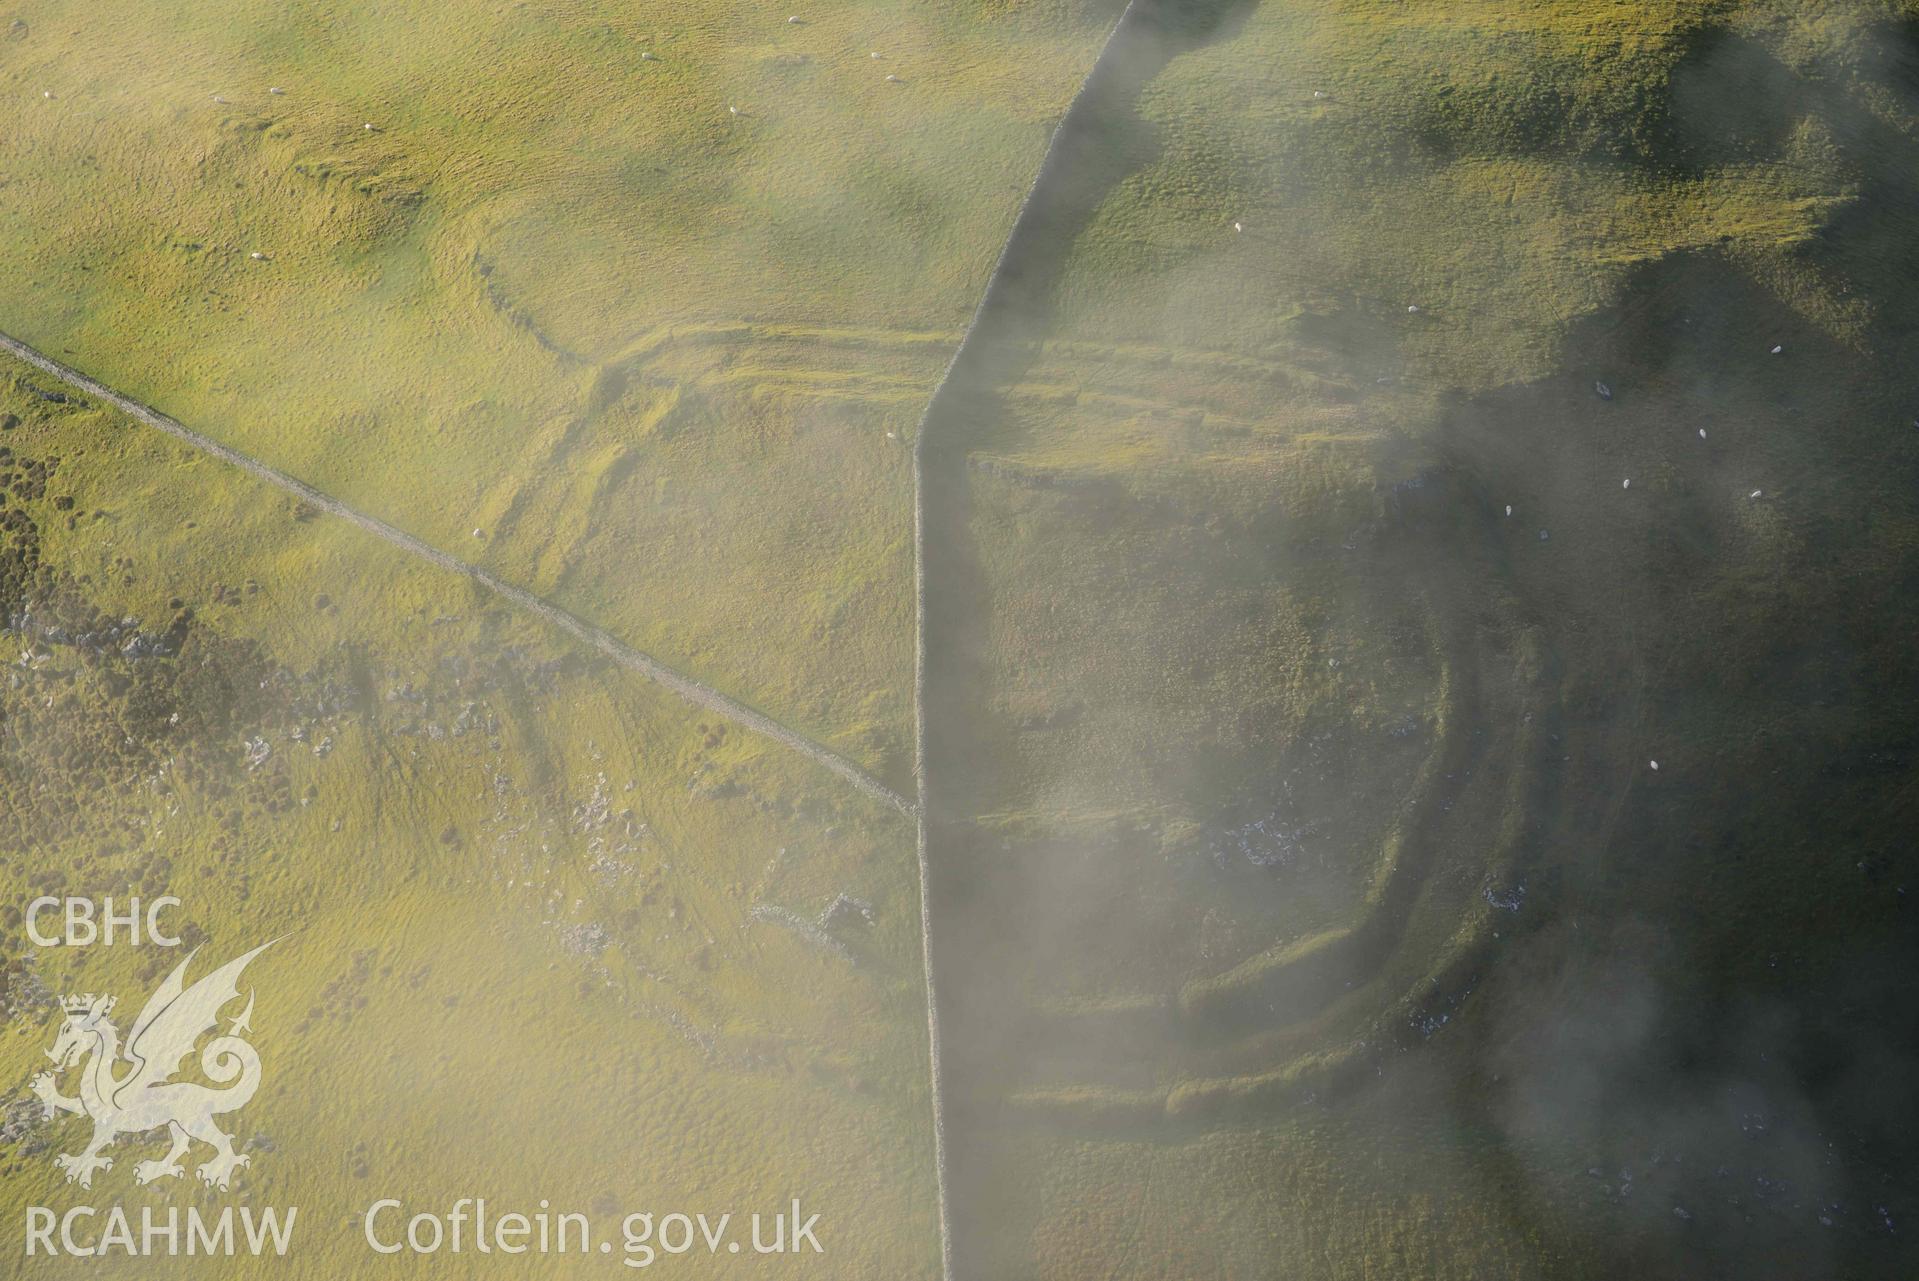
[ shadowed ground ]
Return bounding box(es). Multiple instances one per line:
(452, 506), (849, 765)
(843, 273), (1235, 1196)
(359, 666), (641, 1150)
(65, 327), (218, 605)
(918, 1), (1919, 1276)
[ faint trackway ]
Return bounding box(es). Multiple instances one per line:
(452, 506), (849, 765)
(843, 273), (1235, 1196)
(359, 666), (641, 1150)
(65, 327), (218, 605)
(0, 330), (912, 817)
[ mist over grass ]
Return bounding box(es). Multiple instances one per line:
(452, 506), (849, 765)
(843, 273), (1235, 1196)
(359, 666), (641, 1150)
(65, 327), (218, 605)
(1, 0), (1917, 1277)
(918, 1), (1919, 1276)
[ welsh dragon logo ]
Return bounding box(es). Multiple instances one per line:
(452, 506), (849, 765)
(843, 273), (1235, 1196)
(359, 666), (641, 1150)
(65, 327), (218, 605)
(30, 941), (277, 1191)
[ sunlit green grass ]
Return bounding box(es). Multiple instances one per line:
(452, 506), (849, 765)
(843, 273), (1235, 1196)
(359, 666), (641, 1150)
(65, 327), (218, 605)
(0, 0), (1121, 776)
(0, 366), (940, 1276)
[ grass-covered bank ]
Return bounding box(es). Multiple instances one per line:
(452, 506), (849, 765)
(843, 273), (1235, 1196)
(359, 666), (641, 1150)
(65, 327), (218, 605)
(916, 1), (1919, 1275)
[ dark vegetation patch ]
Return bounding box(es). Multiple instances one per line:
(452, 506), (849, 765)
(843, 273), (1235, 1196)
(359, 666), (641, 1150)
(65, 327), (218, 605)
(0, 409), (602, 956)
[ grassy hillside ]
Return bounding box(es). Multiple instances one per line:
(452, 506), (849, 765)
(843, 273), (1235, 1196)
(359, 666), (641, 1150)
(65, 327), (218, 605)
(5, 0), (1919, 1277)
(0, 0), (1123, 783)
(919, 0), (1919, 1276)
(0, 356), (943, 1277)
